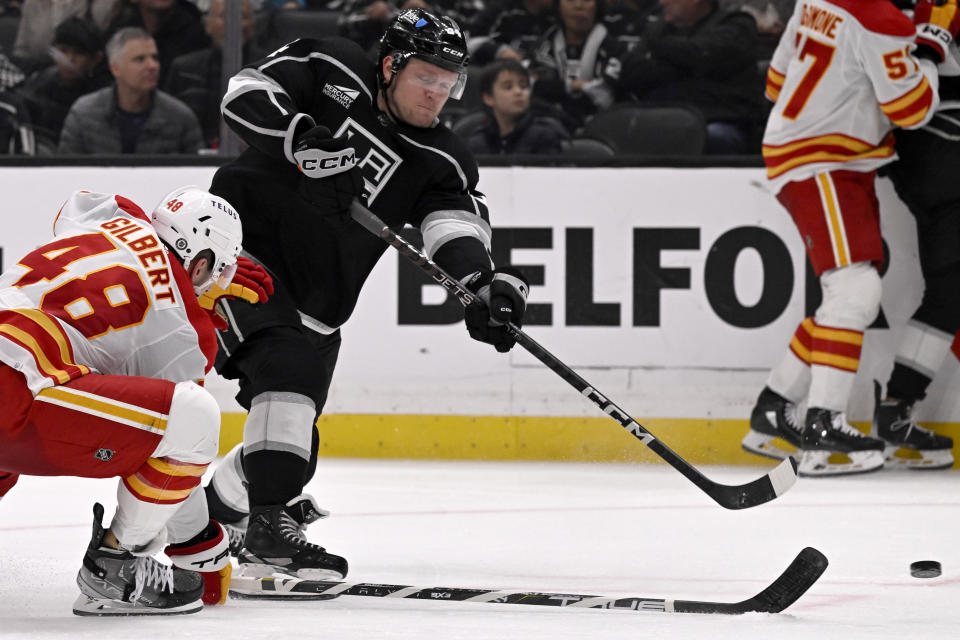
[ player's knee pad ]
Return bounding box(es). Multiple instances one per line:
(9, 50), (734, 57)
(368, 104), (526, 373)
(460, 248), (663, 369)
(243, 391), (316, 463)
(815, 262), (882, 330)
(157, 381), (221, 464)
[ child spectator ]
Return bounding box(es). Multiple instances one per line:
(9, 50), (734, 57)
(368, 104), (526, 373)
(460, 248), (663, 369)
(462, 58), (569, 154)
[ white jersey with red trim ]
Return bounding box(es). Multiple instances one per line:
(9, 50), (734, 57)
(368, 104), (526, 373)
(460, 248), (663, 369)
(0, 191), (216, 395)
(762, 0), (940, 190)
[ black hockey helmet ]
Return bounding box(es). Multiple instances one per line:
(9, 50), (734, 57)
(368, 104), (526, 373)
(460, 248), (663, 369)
(377, 8), (470, 99)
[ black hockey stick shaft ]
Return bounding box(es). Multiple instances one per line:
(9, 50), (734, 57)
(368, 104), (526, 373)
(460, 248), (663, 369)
(231, 546), (828, 614)
(349, 200), (798, 510)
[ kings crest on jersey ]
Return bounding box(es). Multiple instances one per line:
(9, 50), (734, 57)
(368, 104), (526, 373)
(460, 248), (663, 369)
(217, 36), (493, 330)
(0, 191), (216, 395)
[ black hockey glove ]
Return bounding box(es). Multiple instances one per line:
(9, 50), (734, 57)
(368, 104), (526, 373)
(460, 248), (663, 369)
(293, 125), (364, 217)
(464, 267), (529, 353)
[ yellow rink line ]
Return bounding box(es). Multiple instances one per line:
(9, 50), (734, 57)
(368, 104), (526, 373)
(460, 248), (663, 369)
(218, 413), (960, 469)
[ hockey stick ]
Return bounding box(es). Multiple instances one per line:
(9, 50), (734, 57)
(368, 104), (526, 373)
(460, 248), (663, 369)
(230, 546), (827, 614)
(348, 200), (797, 510)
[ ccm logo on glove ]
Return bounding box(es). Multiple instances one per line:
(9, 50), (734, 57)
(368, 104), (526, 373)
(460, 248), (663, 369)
(296, 148), (357, 177)
(293, 125), (358, 178)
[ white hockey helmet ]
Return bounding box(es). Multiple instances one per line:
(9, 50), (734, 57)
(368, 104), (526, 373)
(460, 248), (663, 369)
(151, 186), (243, 294)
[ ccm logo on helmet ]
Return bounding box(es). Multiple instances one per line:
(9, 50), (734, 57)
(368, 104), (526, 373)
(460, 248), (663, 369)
(441, 46), (464, 59)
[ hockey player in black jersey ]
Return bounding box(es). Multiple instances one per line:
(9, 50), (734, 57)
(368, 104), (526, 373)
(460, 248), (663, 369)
(202, 8), (529, 590)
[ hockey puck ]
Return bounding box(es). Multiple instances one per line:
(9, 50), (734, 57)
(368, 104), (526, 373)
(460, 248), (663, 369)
(910, 560), (942, 579)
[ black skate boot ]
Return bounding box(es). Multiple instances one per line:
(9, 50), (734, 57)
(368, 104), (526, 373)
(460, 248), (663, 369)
(871, 381), (954, 470)
(237, 494), (348, 582)
(742, 387), (803, 460)
(73, 503), (204, 616)
(799, 408), (885, 477)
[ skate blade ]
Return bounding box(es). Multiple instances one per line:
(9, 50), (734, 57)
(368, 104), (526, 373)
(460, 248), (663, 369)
(798, 450), (885, 477)
(741, 430), (797, 461)
(236, 562), (345, 581)
(229, 575), (340, 601)
(72, 594), (202, 616)
(884, 446), (954, 471)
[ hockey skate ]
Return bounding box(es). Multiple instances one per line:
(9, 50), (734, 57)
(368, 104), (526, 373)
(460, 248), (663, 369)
(230, 494), (347, 600)
(223, 517), (248, 557)
(871, 381), (954, 470)
(798, 408), (885, 477)
(73, 503), (204, 616)
(742, 387), (803, 460)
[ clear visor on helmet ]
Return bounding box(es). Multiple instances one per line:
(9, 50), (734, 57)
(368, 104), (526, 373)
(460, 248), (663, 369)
(193, 259), (237, 296)
(407, 65), (467, 100)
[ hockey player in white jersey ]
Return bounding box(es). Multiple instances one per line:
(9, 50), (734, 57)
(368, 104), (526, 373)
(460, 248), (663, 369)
(0, 187), (273, 614)
(741, 0), (960, 476)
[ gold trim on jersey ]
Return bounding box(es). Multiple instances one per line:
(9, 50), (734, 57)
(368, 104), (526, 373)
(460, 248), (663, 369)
(124, 473), (193, 501)
(35, 386), (168, 435)
(881, 76), (934, 128)
(765, 66), (785, 101)
(763, 132), (895, 178)
(816, 172), (850, 267)
(0, 309), (90, 384)
(145, 457), (207, 477)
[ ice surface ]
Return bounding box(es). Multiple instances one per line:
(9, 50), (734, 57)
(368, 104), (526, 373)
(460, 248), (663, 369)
(1, 459), (957, 639)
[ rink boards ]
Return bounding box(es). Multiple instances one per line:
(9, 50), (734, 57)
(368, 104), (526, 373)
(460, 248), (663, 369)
(0, 164), (956, 466)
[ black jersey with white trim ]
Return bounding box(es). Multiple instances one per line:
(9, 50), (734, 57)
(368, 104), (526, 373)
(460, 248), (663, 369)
(215, 37), (493, 330)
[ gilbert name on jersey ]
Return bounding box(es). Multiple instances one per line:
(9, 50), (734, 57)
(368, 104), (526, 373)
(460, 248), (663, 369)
(0, 191), (216, 395)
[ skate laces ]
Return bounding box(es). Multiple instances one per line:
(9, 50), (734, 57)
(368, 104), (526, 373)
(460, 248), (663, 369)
(782, 401), (801, 432)
(225, 522), (246, 553)
(130, 557), (174, 602)
(882, 402), (939, 442)
(831, 413), (867, 438)
(278, 511), (324, 552)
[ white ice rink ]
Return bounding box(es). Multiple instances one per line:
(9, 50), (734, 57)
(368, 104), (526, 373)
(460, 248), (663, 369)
(1, 458), (958, 639)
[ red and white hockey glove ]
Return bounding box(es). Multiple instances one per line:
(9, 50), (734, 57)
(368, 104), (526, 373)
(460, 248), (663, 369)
(915, 0), (960, 63)
(197, 256), (274, 330)
(166, 520), (233, 605)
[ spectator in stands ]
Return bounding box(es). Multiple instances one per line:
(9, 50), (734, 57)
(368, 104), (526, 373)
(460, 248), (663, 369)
(0, 2), (22, 17)
(12, 0), (118, 69)
(105, 0), (209, 86)
(603, 0), (659, 46)
(462, 57), (568, 154)
(339, 1), (484, 56)
(165, 0), (262, 148)
(721, 0), (793, 57)
(18, 16), (110, 153)
(528, 0), (623, 128)
(58, 26), (202, 153)
(616, 0), (763, 154)
(468, 0), (556, 66)
(0, 50), (35, 154)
